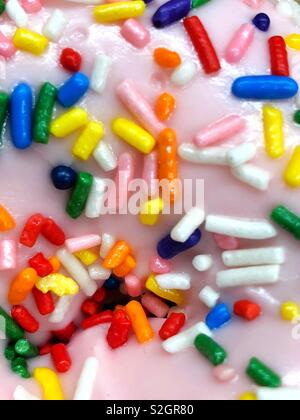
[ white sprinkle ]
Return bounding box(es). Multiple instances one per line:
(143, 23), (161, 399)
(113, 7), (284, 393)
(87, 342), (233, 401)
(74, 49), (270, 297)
(93, 140), (118, 172)
(88, 263), (111, 281)
(276, 1), (294, 17)
(85, 177), (106, 219)
(73, 357), (99, 401)
(231, 164), (271, 191)
(57, 248), (97, 296)
(43, 9), (67, 42)
(162, 322), (212, 353)
(171, 60), (197, 86)
(6, 0), (28, 27)
(205, 215), (277, 240)
(216, 265), (280, 288)
(198, 286), (220, 308)
(193, 255), (213, 272)
(13, 386), (41, 401)
(222, 247), (286, 267)
(155, 272), (191, 290)
(100, 233), (115, 259)
(179, 143), (229, 166)
(227, 143), (257, 167)
(49, 295), (74, 324)
(257, 387), (300, 401)
(171, 207), (205, 243)
(90, 54), (111, 94)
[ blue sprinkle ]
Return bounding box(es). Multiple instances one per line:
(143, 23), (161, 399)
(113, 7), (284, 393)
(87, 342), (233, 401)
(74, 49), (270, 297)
(58, 72), (90, 108)
(152, 0), (191, 28)
(252, 13), (270, 32)
(51, 165), (77, 190)
(10, 83), (33, 150)
(104, 275), (121, 290)
(157, 228), (202, 260)
(206, 303), (231, 330)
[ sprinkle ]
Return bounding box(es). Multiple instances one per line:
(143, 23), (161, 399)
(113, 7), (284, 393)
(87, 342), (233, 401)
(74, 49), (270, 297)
(15, 338), (39, 358)
(285, 33), (300, 51)
(51, 165), (77, 190)
(231, 164), (271, 191)
(11, 357), (30, 378)
(90, 54), (111, 94)
(34, 367), (65, 400)
(159, 312), (186, 340)
(198, 286), (220, 308)
(222, 247), (286, 267)
(58, 72), (90, 108)
(41, 218), (66, 246)
(51, 322), (76, 343)
(155, 272), (191, 290)
(75, 249), (99, 266)
(13, 385), (40, 401)
(256, 387), (300, 401)
(263, 104), (285, 159)
(66, 234), (102, 253)
(0, 239), (17, 270)
(10, 83), (33, 150)
(0, 205), (16, 232)
(155, 92), (176, 122)
(0, 32), (16, 59)
(146, 274), (184, 305)
(239, 391), (257, 400)
(153, 47), (181, 69)
(280, 301), (300, 321)
(213, 365), (238, 383)
(60, 48), (82, 73)
(107, 309), (131, 349)
(112, 118), (155, 154)
(19, 213), (45, 247)
(194, 333), (227, 366)
(92, 288), (107, 303)
(51, 344), (72, 373)
(143, 152), (158, 198)
(20, 0), (42, 13)
(121, 19), (150, 49)
(192, 255), (213, 272)
(103, 240), (131, 269)
(49, 295), (74, 324)
(73, 357), (99, 401)
(32, 287), (55, 316)
(33, 82), (58, 144)
(217, 265), (280, 288)
(171, 207), (205, 243)
(36, 273), (79, 297)
(42, 9), (67, 42)
(157, 229), (202, 260)
(66, 172), (93, 219)
(29, 253), (54, 277)
(125, 300), (154, 343)
(152, 0), (191, 29)
(269, 36), (289, 77)
(0, 306), (24, 341)
(206, 303), (231, 330)
(178, 143), (229, 166)
(81, 310), (113, 330)
(234, 300), (261, 321)
(113, 255), (136, 277)
(271, 205), (300, 239)
(214, 234), (240, 250)
(8, 268), (37, 305)
(158, 128), (178, 204)
(284, 146), (300, 188)
(170, 60), (197, 86)
(81, 299), (99, 316)
(50, 108), (88, 138)
(13, 28), (48, 55)
(139, 198), (164, 226)
(162, 322), (212, 353)
(149, 255), (172, 274)
(94, 1), (145, 22)
(224, 23), (255, 64)
(85, 178), (106, 219)
(100, 233), (116, 259)
(227, 142), (257, 167)
(93, 140), (118, 172)
(104, 275), (120, 290)
(11, 305), (39, 333)
(243, 0), (264, 8)
(252, 13), (270, 32)
(6, 0), (28, 28)
(141, 292), (169, 318)
(246, 357), (281, 388)
(124, 274), (143, 297)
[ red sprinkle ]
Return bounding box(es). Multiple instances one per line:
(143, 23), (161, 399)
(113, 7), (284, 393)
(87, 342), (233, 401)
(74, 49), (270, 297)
(234, 300), (261, 321)
(51, 322), (77, 343)
(183, 16), (221, 74)
(32, 286), (55, 316)
(39, 342), (54, 356)
(11, 305), (39, 333)
(81, 310), (113, 330)
(51, 343), (72, 373)
(29, 252), (53, 277)
(92, 288), (107, 303)
(269, 36), (289, 77)
(41, 218), (65, 246)
(60, 48), (82, 73)
(107, 309), (131, 349)
(19, 213), (45, 248)
(159, 312), (186, 340)
(81, 299), (99, 316)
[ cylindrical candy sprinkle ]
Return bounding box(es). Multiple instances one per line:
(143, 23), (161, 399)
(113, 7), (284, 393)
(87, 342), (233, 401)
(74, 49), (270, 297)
(149, 255), (172, 274)
(232, 75), (298, 100)
(121, 19), (150, 49)
(5, 344), (16, 361)
(171, 207), (205, 243)
(157, 128), (178, 204)
(50, 108), (88, 138)
(113, 255), (136, 277)
(34, 367), (64, 400)
(88, 264), (111, 281)
(285, 34), (300, 51)
(10, 83), (32, 150)
(29, 253), (53, 277)
(269, 36), (289, 76)
(0, 33), (16, 59)
(0, 239), (16, 270)
(116, 80), (164, 137)
(66, 172), (93, 219)
(19, 213), (45, 247)
(271, 205), (300, 239)
(6, 0), (28, 27)
(146, 274), (184, 305)
(104, 275), (120, 290)
(227, 143), (257, 167)
(81, 310), (113, 330)
(0, 306), (24, 341)
(58, 72), (90, 108)
(257, 387), (300, 401)
(153, 48), (181, 69)
(8, 268), (38, 305)
(224, 23), (255, 64)
(81, 299), (99, 316)
(193, 255), (213, 272)
(100, 233), (116, 259)
(73, 357), (99, 401)
(66, 234), (101, 253)
(41, 218), (65, 246)
(155, 92), (176, 122)
(11, 357), (30, 379)
(49, 295), (74, 324)
(0, 0), (4, 14)
(157, 229), (202, 260)
(103, 240), (131, 269)
(231, 163), (271, 191)
(32, 287), (55, 316)
(21, 0), (42, 12)
(142, 152), (158, 198)
(284, 146), (300, 188)
(51, 322), (77, 343)
(155, 272), (191, 290)
(75, 249), (99, 266)
(152, 0), (191, 29)
(15, 338), (39, 358)
(234, 300), (261, 321)
(107, 309), (131, 349)
(141, 292), (169, 318)
(194, 115), (245, 148)
(205, 303), (231, 330)
(43, 9), (67, 42)
(13, 28), (48, 55)
(139, 198), (164, 226)
(125, 274), (143, 297)
(194, 334), (227, 366)
(73, 121), (104, 161)
(171, 60), (197, 86)
(281, 301), (300, 321)
(51, 344), (72, 373)
(0, 205), (15, 232)
(216, 265), (280, 288)
(162, 322), (212, 353)
(33, 82), (57, 144)
(199, 286), (220, 308)
(11, 306), (39, 333)
(125, 300), (154, 344)
(222, 247), (285, 267)
(179, 143), (229, 166)
(51, 166), (77, 190)
(94, 1), (145, 22)
(183, 16), (221, 74)
(213, 365), (238, 383)
(13, 385), (40, 401)
(252, 13), (270, 32)
(239, 392), (257, 401)
(159, 312), (186, 340)
(92, 287), (107, 303)
(60, 48), (82, 73)
(90, 54), (111, 94)
(246, 357), (281, 387)
(112, 118), (155, 154)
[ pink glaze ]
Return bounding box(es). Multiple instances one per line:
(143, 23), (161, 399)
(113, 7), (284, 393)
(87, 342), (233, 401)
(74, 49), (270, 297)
(20, 0), (42, 13)
(121, 19), (151, 49)
(243, 0), (265, 8)
(0, 32), (16, 60)
(224, 23), (255, 64)
(141, 292), (169, 318)
(65, 235), (102, 253)
(214, 234), (240, 250)
(125, 275), (143, 297)
(142, 152), (159, 198)
(194, 115), (245, 147)
(114, 153), (135, 211)
(116, 80), (165, 137)
(149, 255), (172, 274)
(213, 365), (238, 383)
(0, 240), (16, 270)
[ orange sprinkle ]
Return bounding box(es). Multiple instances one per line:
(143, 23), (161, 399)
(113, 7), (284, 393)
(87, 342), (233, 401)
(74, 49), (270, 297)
(8, 268), (38, 305)
(153, 47), (181, 69)
(49, 256), (61, 273)
(125, 300), (154, 343)
(102, 240), (131, 269)
(113, 255), (136, 277)
(0, 205), (16, 232)
(157, 128), (178, 204)
(155, 92), (176, 122)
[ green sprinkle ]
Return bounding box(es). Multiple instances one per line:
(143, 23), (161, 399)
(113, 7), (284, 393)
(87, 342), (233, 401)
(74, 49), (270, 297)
(66, 172), (93, 219)
(15, 339), (39, 358)
(4, 344), (16, 361)
(0, 306), (24, 342)
(0, 0), (5, 15)
(191, 0), (211, 9)
(194, 334), (227, 366)
(33, 82), (57, 144)
(11, 357), (31, 379)
(271, 205), (300, 240)
(294, 110), (300, 125)
(0, 92), (9, 145)
(246, 357), (281, 388)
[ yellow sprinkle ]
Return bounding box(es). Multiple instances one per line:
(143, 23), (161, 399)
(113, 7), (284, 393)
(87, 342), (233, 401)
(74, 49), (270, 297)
(239, 392), (257, 401)
(139, 198), (164, 226)
(284, 145), (300, 187)
(94, 1), (145, 23)
(281, 301), (300, 321)
(13, 28), (48, 55)
(72, 121), (104, 161)
(146, 274), (184, 305)
(74, 249), (99, 266)
(285, 33), (300, 51)
(112, 118), (155, 154)
(263, 104), (285, 159)
(34, 368), (64, 400)
(50, 108), (89, 138)
(35, 273), (79, 297)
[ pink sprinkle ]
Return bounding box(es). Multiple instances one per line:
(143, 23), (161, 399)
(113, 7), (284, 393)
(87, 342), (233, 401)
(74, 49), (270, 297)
(224, 23), (255, 64)
(243, 0), (264, 8)
(125, 274), (143, 297)
(194, 115), (245, 148)
(65, 234), (102, 253)
(114, 153), (135, 211)
(149, 255), (172, 274)
(121, 19), (151, 49)
(0, 32), (16, 60)
(141, 292), (169, 318)
(214, 234), (240, 250)
(20, 0), (42, 13)
(0, 240), (17, 271)
(116, 80), (165, 137)
(142, 152), (159, 198)
(213, 365), (238, 383)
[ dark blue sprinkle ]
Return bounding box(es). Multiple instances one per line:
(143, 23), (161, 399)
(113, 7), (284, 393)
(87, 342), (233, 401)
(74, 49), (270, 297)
(104, 275), (121, 290)
(252, 13), (270, 32)
(51, 165), (78, 190)
(205, 303), (231, 330)
(157, 228), (201, 260)
(152, 0), (191, 29)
